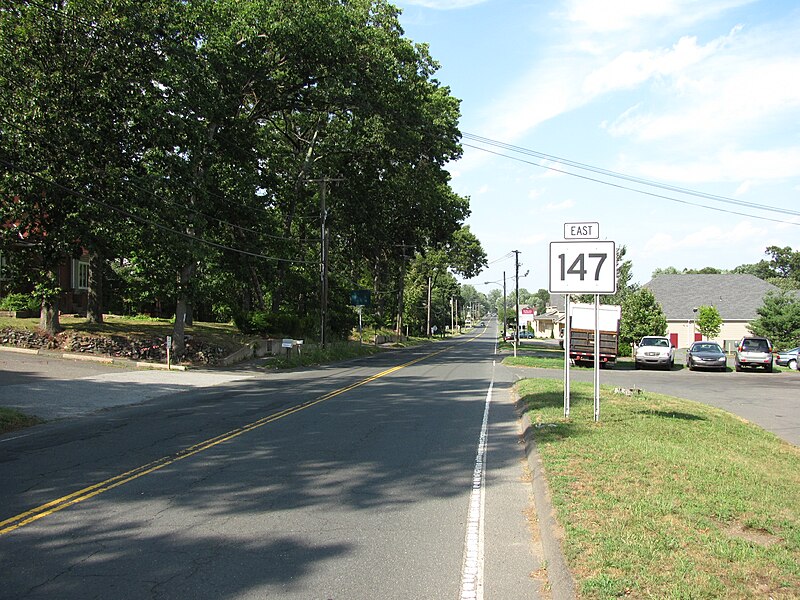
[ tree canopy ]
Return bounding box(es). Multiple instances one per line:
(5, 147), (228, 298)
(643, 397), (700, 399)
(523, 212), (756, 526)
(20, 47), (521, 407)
(748, 290), (800, 350)
(0, 0), (485, 346)
(696, 305), (722, 340)
(620, 288), (667, 347)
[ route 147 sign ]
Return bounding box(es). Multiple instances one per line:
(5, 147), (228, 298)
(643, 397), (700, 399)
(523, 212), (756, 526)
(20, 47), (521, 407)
(549, 240), (616, 294)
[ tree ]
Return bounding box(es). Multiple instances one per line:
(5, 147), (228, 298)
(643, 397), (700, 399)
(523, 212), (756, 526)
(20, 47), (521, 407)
(2, 0), (475, 348)
(577, 245), (636, 305)
(734, 246), (800, 290)
(531, 288), (550, 315)
(748, 290), (800, 350)
(696, 305), (722, 340)
(651, 266), (681, 277)
(620, 288), (667, 348)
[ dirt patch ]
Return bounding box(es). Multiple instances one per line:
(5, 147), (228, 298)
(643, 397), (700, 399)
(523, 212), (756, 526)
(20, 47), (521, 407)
(724, 521), (781, 547)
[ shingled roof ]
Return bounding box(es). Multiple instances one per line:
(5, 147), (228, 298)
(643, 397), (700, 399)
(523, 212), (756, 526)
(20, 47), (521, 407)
(644, 274), (778, 321)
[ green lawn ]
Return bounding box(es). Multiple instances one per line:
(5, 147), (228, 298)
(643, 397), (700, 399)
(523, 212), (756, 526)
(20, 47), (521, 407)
(519, 378), (799, 599)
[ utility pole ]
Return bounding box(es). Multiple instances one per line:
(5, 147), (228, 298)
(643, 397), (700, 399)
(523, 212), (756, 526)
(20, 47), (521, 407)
(426, 275), (432, 336)
(395, 243), (414, 337)
(514, 250), (520, 358)
(309, 177), (343, 350)
(503, 270), (507, 339)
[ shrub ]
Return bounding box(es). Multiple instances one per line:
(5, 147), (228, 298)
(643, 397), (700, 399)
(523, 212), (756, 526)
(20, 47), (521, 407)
(0, 293), (40, 312)
(234, 311), (304, 337)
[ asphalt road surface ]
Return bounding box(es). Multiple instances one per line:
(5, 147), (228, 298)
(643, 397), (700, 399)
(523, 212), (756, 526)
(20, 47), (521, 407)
(0, 332), (546, 599)
(2, 329), (797, 599)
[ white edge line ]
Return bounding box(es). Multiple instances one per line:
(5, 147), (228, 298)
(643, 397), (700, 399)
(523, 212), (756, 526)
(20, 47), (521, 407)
(459, 363), (494, 600)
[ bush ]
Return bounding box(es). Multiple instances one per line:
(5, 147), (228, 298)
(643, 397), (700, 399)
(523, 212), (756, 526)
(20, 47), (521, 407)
(0, 293), (40, 312)
(234, 310), (303, 338)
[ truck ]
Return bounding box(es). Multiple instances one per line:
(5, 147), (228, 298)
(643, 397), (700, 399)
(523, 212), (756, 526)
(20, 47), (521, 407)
(568, 302), (621, 368)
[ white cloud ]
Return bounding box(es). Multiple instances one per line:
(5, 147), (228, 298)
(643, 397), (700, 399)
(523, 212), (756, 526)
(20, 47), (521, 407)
(563, 0), (754, 33)
(641, 221), (767, 258)
(734, 180), (753, 196)
(583, 33), (729, 96)
(636, 146), (800, 184)
(606, 56), (800, 143)
(544, 199), (576, 211)
(521, 233), (548, 246)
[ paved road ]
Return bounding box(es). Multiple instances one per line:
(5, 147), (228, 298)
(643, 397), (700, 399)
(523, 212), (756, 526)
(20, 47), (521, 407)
(0, 349), (256, 421)
(0, 334), (548, 599)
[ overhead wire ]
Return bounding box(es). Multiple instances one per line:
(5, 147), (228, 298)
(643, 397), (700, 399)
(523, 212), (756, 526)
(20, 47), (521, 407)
(462, 132), (800, 218)
(485, 251), (514, 266)
(0, 117), (315, 245)
(0, 158), (315, 265)
(460, 140), (800, 227)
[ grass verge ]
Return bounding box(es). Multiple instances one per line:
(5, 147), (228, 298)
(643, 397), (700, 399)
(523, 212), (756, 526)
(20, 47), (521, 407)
(266, 340), (383, 369)
(519, 378), (799, 599)
(0, 407), (44, 435)
(505, 355), (565, 369)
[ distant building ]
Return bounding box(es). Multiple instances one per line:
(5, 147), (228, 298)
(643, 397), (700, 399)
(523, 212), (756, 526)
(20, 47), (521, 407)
(644, 274), (780, 349)
(518, 305), (536, 331)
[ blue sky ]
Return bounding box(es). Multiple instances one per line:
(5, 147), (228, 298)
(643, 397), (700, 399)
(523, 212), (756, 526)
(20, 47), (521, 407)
(394, 0), (800, 295)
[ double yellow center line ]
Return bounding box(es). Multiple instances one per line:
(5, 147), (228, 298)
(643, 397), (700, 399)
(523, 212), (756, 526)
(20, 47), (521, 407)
(0, 345), (453, 536)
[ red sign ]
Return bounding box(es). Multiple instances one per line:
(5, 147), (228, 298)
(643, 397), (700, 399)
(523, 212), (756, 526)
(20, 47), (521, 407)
(522, 308), (536, 315)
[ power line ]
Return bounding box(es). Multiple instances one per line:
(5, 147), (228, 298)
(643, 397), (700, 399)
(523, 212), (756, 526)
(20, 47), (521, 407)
(0, 158), (315, 265)
(462, 132), (800, 218)
(0, 117), (315, 244)
(486, 251), (513, 266)
(460, 140), (800, 227)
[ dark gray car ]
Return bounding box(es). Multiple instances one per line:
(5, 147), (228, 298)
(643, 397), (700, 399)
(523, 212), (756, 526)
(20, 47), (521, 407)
(687, 341), (727, 372)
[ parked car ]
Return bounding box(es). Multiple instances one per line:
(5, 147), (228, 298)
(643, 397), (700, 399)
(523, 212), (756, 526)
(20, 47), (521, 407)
(634, 336), (675, 370)
(686, 341), (727, 371)
(503, 331), (515, 342)
(519, 330), (534, 339)
(734, 336), (773, 372)
(776, 346), (800, 371)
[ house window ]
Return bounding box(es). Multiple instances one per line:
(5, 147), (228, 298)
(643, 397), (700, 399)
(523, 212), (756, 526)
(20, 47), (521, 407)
(73, 259), (90, 290)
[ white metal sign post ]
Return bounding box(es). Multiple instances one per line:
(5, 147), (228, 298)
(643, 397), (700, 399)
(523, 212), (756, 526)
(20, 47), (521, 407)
(549, 235), (616, 422)
(563, 294), (570, 418)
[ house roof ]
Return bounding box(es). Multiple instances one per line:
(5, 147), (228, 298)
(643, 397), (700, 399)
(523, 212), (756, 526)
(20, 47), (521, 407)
(644, 274), (778, 321)
(549, 294), (567, 312)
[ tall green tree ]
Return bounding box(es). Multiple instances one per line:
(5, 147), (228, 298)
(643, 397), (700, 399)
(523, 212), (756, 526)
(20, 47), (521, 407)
(403, 226), (486, 335)
(734, 246), (800, 290)
(1, 0), (167, 332)
(620, 288), (668, 348)
(2, 0), (475, 348)
(748, 290), (800, 350)
(577, 245), (635, 305)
